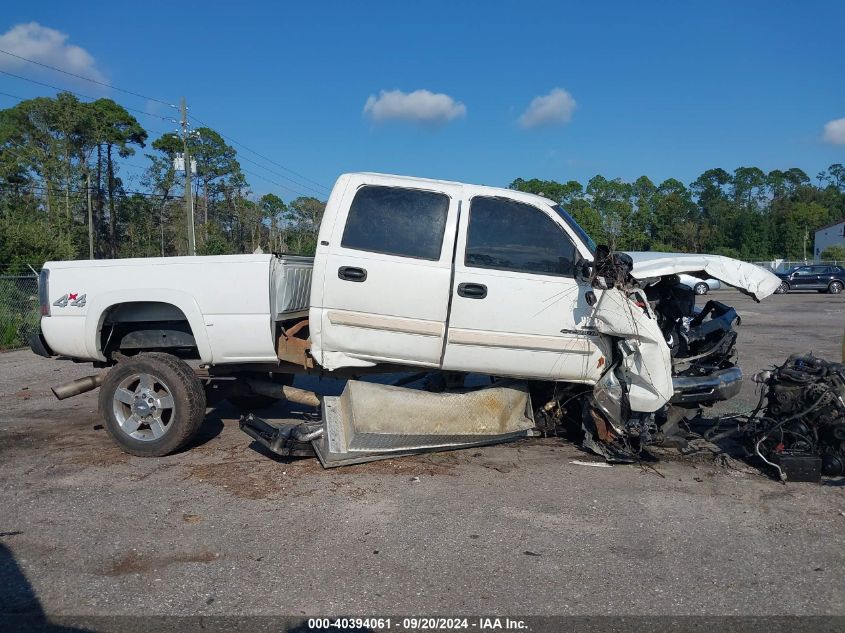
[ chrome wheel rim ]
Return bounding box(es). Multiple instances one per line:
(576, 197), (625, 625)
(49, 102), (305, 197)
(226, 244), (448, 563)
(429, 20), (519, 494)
(112, 372), (176, 441)
(695, 284), (707, 295)
(832, 283), (843, 294)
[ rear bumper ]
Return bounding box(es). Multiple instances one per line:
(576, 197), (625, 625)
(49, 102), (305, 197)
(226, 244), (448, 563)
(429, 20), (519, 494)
(28, 327), (54, 358)
(670, 366), (742, 406)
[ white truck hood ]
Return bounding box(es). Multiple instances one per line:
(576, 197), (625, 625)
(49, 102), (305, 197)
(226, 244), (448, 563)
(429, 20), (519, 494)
(624, 252), (781, 302)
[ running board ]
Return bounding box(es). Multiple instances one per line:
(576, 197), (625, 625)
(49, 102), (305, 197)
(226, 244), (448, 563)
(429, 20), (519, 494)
(311, 380), (536, 468)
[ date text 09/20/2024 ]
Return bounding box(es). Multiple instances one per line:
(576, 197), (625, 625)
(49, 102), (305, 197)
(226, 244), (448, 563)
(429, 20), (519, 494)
(307, 617), (529, 630)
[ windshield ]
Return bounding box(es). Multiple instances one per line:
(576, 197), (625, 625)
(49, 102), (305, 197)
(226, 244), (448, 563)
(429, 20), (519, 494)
(551, 204), (596, 256)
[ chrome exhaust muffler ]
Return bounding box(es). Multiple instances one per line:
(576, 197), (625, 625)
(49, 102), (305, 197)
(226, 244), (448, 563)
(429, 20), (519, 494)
(52, 373), (105, 400)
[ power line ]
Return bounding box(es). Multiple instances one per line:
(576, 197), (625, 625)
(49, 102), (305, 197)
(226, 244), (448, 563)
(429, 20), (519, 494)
(0, 181), (165, 199)
(2, 139), (140, 172)
(2, 72), (329, 199)
(0, 69), (178, 123)
(238, 157), (316, 198)
(0, 47), (176, 108)
(240, 167), (313, 198)
(0, 88), (178, 139)
(187, 113), (330, 195)
(0, 90), (27, 101)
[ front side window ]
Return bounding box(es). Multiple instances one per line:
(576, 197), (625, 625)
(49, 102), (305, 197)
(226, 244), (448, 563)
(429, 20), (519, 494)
(552, 204), (596, 255)
(465, 196), (577, 276)
(341, 185), (450, 260)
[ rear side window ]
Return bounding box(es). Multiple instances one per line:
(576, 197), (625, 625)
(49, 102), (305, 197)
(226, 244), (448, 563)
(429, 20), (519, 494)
(341, 185), (450, 260)
(466, 196), (577, 276)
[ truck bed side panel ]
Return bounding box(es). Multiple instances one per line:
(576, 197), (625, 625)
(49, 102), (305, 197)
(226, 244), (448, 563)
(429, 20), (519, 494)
(41, 255), (277, 363)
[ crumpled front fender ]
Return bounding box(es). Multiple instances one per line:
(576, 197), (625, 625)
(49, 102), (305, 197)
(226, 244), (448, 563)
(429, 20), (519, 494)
(588, 288), (673, 414)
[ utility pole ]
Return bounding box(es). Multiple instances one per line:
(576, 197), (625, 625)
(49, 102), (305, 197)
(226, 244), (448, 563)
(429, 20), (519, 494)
(803, 227), (808, 263)
(181, 97), (197, 256)
(86, 171), (94, 259)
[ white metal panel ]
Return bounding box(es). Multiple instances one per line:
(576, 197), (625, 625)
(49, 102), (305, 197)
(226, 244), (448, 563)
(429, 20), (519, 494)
(41, 316), (88, 359)
(589, 288), (674, 412)
(625, 251), (780, 301)
(41, 254), (276, 363)
(442, 186), (603, 381)
(311, 174), (462, 369)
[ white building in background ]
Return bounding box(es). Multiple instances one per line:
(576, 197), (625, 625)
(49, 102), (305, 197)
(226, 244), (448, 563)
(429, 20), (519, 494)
(815, 220), (845, 259)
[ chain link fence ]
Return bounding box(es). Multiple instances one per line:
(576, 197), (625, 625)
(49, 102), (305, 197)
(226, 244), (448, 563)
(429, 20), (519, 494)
(0, 274), (39, 351)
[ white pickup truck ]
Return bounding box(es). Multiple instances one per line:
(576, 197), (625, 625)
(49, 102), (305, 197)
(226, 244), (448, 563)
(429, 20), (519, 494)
(30, 172), (781, 463)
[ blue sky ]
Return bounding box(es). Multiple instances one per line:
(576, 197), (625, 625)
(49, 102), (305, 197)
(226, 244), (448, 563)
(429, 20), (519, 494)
(1, 1), (844, 200)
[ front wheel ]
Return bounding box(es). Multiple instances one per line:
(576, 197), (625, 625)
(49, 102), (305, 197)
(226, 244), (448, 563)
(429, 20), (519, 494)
(693, 282), (709, 295)
(829, 281), (844, 295)
(99, 352), (206, 457)
(775, 281), (789, 294)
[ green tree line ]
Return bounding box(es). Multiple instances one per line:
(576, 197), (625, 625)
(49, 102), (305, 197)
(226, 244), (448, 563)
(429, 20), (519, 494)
(510, 165), (845, 260)
(2, 92), (844, 275)
(0, 92), (326, 274)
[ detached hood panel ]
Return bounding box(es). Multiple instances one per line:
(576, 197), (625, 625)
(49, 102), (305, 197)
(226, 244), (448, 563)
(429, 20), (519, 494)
(624, 252), (781, 302)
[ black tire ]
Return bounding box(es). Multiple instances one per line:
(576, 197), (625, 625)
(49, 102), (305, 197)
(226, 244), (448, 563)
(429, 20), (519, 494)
(829, 281), (844, 295)
(228, 373), (293, 411)
(693, 282), (708, 295)
(775, 281), (789, 294)
(99, 352), (206, 457)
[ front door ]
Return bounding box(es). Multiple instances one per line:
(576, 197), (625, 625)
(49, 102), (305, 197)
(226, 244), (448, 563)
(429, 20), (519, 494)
(442, 193), (604, 382)
(790, 266), (820, 289)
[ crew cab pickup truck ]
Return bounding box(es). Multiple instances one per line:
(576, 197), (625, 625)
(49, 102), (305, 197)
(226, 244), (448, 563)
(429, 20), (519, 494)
(30, 172), (781, 461)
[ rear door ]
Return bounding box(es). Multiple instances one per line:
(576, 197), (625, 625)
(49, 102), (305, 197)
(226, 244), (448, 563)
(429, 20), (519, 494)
(816, 266), (834, 288)
(315, 179), (461, 368)
(441, 192), (604, 382)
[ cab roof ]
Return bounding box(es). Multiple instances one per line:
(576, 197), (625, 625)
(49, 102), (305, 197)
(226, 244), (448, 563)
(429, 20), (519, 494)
(348, 172), (557, 207)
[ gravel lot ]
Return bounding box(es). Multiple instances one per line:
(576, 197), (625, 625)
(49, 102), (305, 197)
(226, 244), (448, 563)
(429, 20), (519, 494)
(1, 289), (844, 620)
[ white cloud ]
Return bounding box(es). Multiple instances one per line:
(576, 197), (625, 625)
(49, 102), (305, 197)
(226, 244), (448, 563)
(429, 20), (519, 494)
(0, 22), (104, 83)
(518, 88), (576, 129)
(363, 89), (466, 124)
(823, 117), (845, 144)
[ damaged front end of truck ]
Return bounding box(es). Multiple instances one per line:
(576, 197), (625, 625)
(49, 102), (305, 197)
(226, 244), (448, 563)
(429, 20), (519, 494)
(568, 247), (781, 462)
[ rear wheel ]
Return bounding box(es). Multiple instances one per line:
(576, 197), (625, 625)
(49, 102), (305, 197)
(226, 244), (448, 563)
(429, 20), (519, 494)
(775, 281), (789, 294)
(99, 352), (206, 457)
(828, 281), (843, 294)
(693, 282), (709, 295)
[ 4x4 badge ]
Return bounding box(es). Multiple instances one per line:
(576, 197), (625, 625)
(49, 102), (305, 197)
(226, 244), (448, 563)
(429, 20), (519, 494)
(53, 293), (87, 308)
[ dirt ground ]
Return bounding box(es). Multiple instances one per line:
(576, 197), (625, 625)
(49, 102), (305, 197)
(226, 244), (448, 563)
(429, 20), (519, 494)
(1, 289), (844, 620)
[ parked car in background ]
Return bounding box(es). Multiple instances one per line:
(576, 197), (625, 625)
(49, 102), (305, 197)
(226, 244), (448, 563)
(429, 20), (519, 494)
(774, 264), (845, 294)
(678, 274), (721, 295)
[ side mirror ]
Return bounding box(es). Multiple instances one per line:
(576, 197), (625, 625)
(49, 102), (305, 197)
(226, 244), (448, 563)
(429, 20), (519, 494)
(575, 257), (593, 282)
